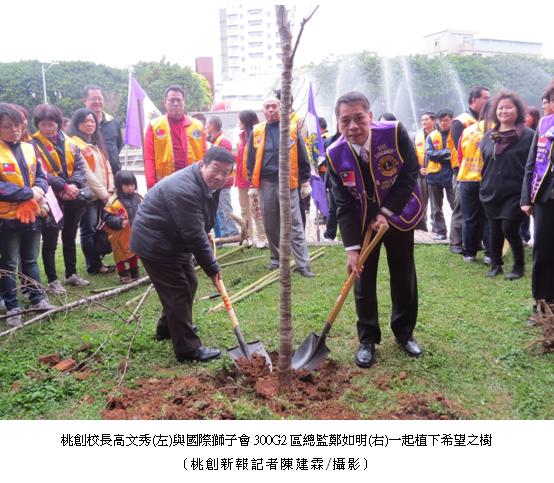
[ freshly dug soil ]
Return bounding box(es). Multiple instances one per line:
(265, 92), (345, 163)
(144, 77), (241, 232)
(103, 353), (360, 420)
(102, 353), (466, 420)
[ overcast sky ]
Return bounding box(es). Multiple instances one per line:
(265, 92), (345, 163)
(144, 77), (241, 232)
(3, 1), (552, 80)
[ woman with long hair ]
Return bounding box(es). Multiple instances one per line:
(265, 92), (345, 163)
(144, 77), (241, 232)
(69, 108), (114, 274)
(235, 109), (266, 248)
(480, 91), (534, 280)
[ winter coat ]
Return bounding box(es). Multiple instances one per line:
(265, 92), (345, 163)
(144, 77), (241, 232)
(130, 163), (220, 277)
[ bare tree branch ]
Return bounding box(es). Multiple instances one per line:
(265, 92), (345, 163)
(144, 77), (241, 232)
(290, 6), (319, 62)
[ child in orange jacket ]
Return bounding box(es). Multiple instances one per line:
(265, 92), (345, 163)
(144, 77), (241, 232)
(103, 171), (142, 283)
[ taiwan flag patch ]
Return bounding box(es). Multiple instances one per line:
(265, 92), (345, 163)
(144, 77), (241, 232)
(340, 170), (356, 187)
(2, 163), (15, 173)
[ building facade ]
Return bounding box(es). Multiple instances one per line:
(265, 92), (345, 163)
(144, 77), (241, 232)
(423, 30), (542, 57)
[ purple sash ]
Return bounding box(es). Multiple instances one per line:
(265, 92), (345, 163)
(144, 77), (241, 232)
(327, 122), (423, 231)
(531, 115), (554, 203)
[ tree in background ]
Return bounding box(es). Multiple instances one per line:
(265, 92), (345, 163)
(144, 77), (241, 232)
(0, 59), (212, 130)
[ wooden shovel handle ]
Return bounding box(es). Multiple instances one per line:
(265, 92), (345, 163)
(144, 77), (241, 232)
(327, 224), (389, 325)
(215, 278), (240, 330)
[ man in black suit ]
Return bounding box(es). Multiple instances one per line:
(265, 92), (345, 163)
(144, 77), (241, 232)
(327, 91), (423, 368)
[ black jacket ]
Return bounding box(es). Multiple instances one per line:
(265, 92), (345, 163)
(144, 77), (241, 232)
(130, 163), (220, 277)
(480, 126), (534, 219)
(329, 122), (419, 248)
(99, 114), (123, 175)
(521, 129), (554, 205)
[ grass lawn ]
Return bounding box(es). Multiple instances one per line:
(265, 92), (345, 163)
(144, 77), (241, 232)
(0, 243), (552, 419)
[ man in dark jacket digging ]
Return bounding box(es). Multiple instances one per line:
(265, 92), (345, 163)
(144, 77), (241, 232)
(130, 146), (235, 362)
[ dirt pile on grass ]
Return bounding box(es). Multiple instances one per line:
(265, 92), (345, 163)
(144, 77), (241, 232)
(103, 353), (360, 420)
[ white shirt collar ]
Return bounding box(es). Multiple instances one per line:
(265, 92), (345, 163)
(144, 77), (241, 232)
(350, 135), (370, 156)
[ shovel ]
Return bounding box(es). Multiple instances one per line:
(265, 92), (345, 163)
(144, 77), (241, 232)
(292, 224), (389, 373)
(215, 277), (272, 371)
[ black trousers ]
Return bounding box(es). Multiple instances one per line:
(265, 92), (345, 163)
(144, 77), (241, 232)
(488, 216), (524, 267)
(532, 199), (554, 303)
(355, 226), (418, 345)
(460, 182), (489, 257)
(41, 202), (84, 281)
(141, 254), (202, 359)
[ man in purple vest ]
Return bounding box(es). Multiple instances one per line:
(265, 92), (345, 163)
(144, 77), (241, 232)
(327, 91), (423, 368)
(521, 81), (554, 326)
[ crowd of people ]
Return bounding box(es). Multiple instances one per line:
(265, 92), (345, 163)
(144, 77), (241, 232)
(413, 81), (554, 327)
(1, 78), (553, 366)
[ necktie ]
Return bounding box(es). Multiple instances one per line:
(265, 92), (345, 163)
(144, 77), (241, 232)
(360, 147), (369, 163)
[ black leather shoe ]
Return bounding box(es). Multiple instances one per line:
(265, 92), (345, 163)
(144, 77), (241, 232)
(355, 343), (375, 368)
(294, 266), (315, 278)
(268, 263), (279, 271)
(450, 245), (463, 254)
(486, 264), (503, 277)
(397, 337), (423, 357)
(177, 346), (221, 363)
(505, 265), (524, 280)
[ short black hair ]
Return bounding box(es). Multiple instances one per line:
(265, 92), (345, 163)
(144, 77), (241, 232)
(114, 170), (137, 192)
(335, 91), (370, 117)
(436, 108), (454, 119)
(33, 104), (64, 130)
(203, 146), (235, 166)
(83, 85), (103, 99)
(379, 112), (397, 121)
(191, 112), (207, 125)
(207, 116), (222, 132)
(0, 103), (24, 126)
(164, 85), (185, 101)
(468, 86), (489, 105)
(318, 117), (327, 130)
(421, 111), (436, 120)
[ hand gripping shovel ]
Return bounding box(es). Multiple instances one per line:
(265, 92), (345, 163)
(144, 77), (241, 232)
(292, 224), (389, 373)
(215, 277), (272, 371)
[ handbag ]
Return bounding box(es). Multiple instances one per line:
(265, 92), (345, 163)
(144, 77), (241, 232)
(76, 187), (95, 204)
(94, 220), (112, 257)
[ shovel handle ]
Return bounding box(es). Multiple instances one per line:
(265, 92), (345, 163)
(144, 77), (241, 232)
(215, 278), (240, 330)
(327, 224), (388, 326)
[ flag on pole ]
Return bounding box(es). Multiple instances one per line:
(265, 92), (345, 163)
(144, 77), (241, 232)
(305, 82), (326, 165)
(305, 82), (328, 217)
(125, 75), (161, 148)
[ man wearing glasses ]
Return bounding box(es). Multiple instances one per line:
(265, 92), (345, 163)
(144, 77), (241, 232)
(83, 85), (124, 175)
(144, 85), (207, 190)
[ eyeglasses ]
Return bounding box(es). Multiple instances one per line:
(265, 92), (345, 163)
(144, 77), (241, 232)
(166, 98), (184, 105)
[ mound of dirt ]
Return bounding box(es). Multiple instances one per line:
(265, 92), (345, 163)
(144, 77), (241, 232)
(103, 353), (360, 420)
(102, 354), (467, 420)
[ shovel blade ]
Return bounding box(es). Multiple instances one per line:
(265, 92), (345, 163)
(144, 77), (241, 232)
(292, 332), (331, 372)
(228, 340), (273, 371)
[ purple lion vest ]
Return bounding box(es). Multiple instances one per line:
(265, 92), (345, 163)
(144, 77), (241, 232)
(327, 121), (423, 231)
(530, 114), (554, 203)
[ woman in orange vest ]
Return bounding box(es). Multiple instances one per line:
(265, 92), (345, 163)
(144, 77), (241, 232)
(68, 108), (114, 275)
(31, 104), (90, 291)
(235, 110), (267, 248)
(0, 103), (54, 327)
